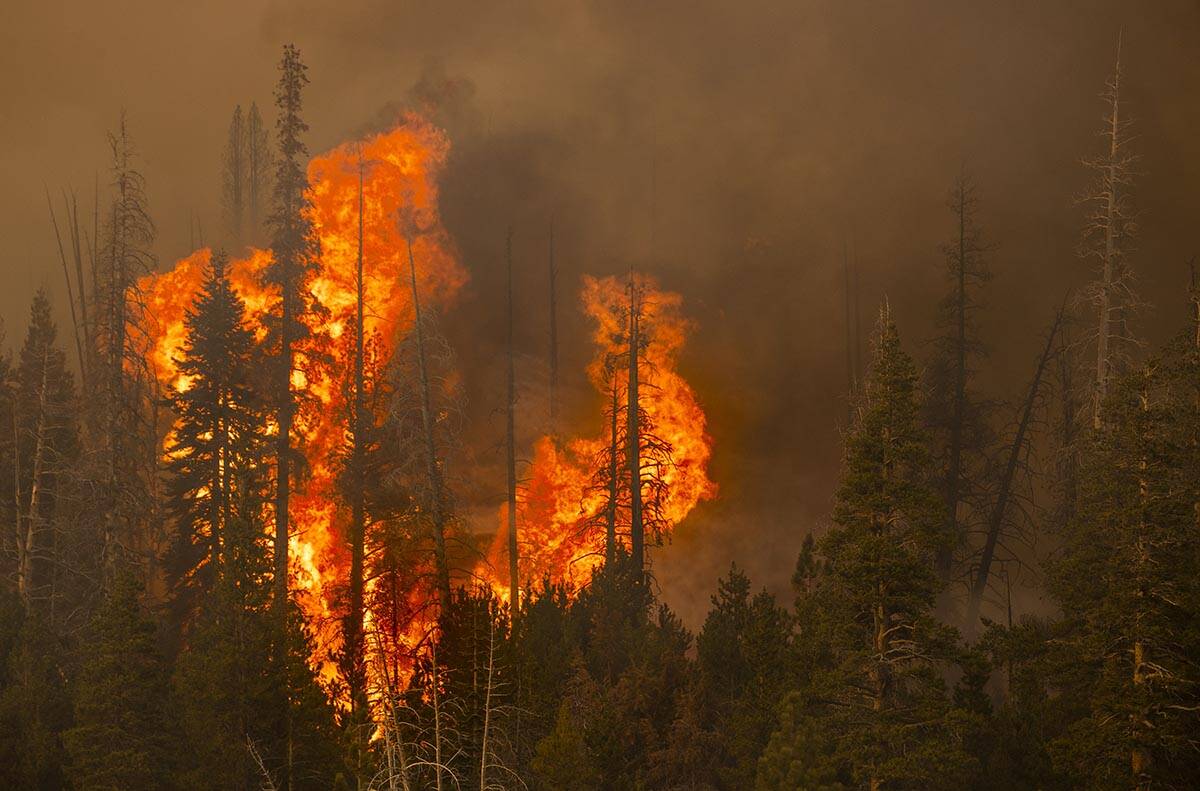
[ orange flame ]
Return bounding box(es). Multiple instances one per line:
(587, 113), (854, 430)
(141, 113), (465, 677)
(484, 274), (717, 595)
(140, 114), (716, 692)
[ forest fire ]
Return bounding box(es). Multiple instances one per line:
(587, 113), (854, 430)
(485, 274), (716, 593)
(141, 114), (466, 665)
(139, 114), (715, 679)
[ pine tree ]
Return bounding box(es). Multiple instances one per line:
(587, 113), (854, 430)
(12, 290), (78, 613)
(63, 571), (175, 790)
(221, 105), (247, 246)
(265, 43), (318, 620)
(760, 306), (973, 790)
(695, 565), (793, 789)
(926, 172), (992, 583)
(246, 102), (272, 244)
(165, 250), (267, 615)
(1047, 336), (1200, 789)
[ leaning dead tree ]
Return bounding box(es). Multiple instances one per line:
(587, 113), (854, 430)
(1080, 39), (1139, 430)
(965, 304), (1063, 635)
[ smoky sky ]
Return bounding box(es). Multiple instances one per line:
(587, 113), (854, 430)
(3, 0), (1200, 624)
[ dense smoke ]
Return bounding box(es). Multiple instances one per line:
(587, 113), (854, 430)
(4, 0), (1200, 623)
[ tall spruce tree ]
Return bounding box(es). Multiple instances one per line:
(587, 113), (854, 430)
(63, 571), (174, 790)
(165, 251), (267, 615)
(265, 43), (317, 619)
(760, 306), (972, 790)
(1047, 337), (1200, 789)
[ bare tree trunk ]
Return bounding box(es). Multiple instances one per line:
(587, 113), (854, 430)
(1131, 369), (1151, 791)
(626, 284), (643, 578)
(406, 236), (452, 612)
(605, 371), (619, 565)
(505, 230), (519, 613)
(966, 306), (1062, 635)
(1093, 46), (1123, 430)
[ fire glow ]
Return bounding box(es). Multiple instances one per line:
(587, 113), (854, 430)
(139, 113), (714, 685)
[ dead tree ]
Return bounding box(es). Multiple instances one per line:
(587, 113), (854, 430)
(1081, 39), (1139, 429)
(965, 305), (1063, 635)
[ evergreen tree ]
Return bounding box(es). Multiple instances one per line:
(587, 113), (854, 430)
(926, 172), (992, 583)
(760, 306), (973, 790)
(696, 565), (793, 789)
(265, 43), (319, 619)
(1047, 337), (1200, 789)
(221, 105), (247, 246)
(165, 250), (267, 615)
(0, 593), (72, 790)
(63, 571), (174, 790)
(246, 102), (272, 244)
(12, 290), (78, 613)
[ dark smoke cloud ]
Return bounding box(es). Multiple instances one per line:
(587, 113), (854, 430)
(4, 0), (1200, 624)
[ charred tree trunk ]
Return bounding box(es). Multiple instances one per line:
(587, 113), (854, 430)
(605, 368), (620, 566)
(506, 230), (519, 613)
(407, 235), (452, 612)
(626, 284), (644, 578)
(966, 306), (1062, 635)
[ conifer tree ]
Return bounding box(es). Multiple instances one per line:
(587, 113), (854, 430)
(63, 571), (174, 790)
(927, 172), (992, 582)
(760, 306), (972, 790)
(1047, 338), (1200, 789)
(222, 105), (247, 246)
(265, 43), (318, 619)
(12, 290), (78, 613)
(696, 565), (792, 789)
(165, 251), (267, 614)
(246, 102), (272, 244)
(94, 114), (156, 578)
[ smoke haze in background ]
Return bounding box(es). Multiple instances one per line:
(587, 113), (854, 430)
(3, 0), (1200, 623)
